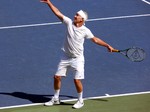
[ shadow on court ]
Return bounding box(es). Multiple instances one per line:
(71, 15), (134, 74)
(89, 98), (108, 102)
(0, 92), (76, 103)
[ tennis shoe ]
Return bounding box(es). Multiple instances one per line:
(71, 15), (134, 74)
(72, 100), (84, 109)
(44, 97), (60, 106)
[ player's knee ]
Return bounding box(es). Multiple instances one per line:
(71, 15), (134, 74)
(74, 79), (81, 84)
(54, 75), (61, 81)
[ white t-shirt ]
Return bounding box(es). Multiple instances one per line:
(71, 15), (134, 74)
(62, 16), (94, 58)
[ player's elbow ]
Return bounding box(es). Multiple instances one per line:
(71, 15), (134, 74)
(91, 37), (99, 44)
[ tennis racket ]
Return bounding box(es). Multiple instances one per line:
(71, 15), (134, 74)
(113, 47), (146, 62)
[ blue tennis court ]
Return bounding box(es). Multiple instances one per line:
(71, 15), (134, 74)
(0, 0), (150, 108)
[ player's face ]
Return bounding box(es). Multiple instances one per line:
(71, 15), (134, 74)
(74, 13), (83, 23)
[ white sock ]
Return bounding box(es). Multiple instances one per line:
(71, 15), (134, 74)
(54, 89), (60, 99)
(78, 92), (83, 102)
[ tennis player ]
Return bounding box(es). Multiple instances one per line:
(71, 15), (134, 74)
(40, 0), (115, 109)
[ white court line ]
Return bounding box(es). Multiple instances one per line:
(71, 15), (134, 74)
(142, 0), (150, 5)
(0, 13), (150, 30)
(87, 13), (150, 22)
(0, 22), (61, 30)
(0, 91), (150, 110)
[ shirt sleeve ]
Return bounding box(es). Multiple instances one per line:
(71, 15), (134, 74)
(85, 28), (94, 39)
(63, 16), (72, 25)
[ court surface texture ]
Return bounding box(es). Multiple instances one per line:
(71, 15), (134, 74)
(0, 0), (150, 111)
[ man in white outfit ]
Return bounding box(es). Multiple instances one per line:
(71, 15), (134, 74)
(40, 0), (116, 109)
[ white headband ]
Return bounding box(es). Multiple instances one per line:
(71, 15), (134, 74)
(77, 10), (88, 21)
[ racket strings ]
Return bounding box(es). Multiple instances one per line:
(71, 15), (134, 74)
(127, 48), (145, 62)
(131, 49), (142, 59)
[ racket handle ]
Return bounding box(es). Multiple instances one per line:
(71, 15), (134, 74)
(112, 49), (120, 52)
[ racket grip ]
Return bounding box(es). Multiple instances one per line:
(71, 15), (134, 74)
(112, 49), (120, 52)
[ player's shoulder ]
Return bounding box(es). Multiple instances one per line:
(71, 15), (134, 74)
(82, 25), (91, 32)
(63, 16), (72, 23)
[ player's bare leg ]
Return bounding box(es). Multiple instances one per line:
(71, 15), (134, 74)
(44, 75), (61, 106)
(54, 75), (62, 90)
(74, 79), (83, 93)
(73, 79), (84, 109)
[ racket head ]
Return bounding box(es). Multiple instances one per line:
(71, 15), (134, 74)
(123, 47), (146, 62)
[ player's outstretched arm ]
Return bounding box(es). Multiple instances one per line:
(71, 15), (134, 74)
(91, 37), (115, 52)
(40, 0), (64, 21)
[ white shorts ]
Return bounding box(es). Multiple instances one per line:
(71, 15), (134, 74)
(55, 53), (85, 79)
